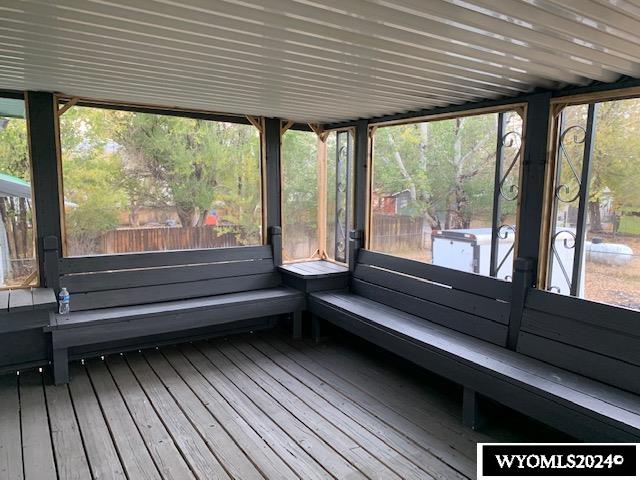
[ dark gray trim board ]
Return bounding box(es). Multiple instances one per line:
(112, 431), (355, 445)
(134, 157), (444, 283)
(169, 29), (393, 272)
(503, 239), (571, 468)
(60, 99), (254, 125)
(0, 90), (24, 100)
(324, 77), (640, 130)
(59, 245), (272, 274)
(67, 317), (276, 361)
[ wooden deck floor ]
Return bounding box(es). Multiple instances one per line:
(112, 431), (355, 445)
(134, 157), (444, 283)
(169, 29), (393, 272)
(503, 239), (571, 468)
(0, 331), (563, 480)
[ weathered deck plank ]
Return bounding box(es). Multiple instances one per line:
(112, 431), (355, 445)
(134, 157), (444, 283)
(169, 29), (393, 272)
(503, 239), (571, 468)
(124, 352), (232, 480)
(197, 341), (366, 479)
(106, 355), (196, 480)
(19, 370), (56, 480)
(241, 339), (456, 480)
(67, 363), (127, 479)
(0, 331), (556, 480)
(268, 336), (478, 477)
(161, 346), (299, 480)
(179, 343), (332, 480)
(85, 359), (161, 480)
(218, 341), (403, 480)
(142, 349), (264, 480)
(44, 377), (92, 480)
(0, 374), (22, 480)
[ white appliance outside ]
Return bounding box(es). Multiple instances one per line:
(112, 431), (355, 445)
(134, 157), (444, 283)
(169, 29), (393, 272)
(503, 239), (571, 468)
(432, 228), (583, 294)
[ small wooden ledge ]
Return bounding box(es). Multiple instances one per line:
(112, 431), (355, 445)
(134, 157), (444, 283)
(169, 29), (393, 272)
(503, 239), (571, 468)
(279, 261), (349, 293)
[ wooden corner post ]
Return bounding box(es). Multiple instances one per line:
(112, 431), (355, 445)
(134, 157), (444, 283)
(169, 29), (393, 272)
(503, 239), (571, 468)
(506, 92), (552, 351)
(264, 118), (282, 236)
(348, 230), (363, 273)
(26, 92), (64, 288)
(269, 226), (283, 266)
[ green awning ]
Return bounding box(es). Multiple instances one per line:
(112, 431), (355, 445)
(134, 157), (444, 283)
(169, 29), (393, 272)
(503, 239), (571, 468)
(0, 98), (25, 119)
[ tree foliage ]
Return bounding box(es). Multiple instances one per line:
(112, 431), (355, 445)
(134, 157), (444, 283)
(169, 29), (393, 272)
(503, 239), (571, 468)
(372, 112), (508, 229)
(59, 107), (261, 252)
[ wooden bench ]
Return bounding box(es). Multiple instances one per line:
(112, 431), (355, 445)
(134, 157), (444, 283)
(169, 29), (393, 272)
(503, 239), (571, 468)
(0, 287), (57, 372)
(45, 229), (305, 384)
(308, 232), (640, 441)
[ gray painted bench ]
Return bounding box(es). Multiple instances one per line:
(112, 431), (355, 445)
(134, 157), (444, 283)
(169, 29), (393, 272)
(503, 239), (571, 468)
(0, 287), (57, 372)
(309, 235), (640, 441)
(45, 232), (305, 384)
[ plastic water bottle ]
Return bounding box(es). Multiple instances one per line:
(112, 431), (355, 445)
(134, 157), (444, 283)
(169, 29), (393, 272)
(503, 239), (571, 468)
(58, 287), (70, 315)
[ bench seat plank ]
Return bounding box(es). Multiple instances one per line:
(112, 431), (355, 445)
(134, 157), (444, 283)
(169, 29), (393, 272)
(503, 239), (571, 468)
(51, 287), (303, 329)
(51, 287), (305, 349)
(309, 290), (640, 441)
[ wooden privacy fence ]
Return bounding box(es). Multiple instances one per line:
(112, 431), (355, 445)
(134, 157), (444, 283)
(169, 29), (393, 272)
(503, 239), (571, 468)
(100, 225), (246, 254)
(370, 214), (427, 253)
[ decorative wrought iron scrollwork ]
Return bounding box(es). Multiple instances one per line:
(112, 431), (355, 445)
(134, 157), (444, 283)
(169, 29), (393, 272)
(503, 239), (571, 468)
(494, 224), (516, 280)
(334, 132), (351, 263)
(555, 124), (586, 204)
(498, 131), (522, 202)
(548, 229), (576, 293)
(490, 111), (522, 280)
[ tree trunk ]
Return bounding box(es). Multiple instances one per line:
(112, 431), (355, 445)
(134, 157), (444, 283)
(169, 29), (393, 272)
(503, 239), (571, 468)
(418, 123), (429, 170)
(176, 206), (195, 228)
(17, 197), (28, 259)
(588, 201), (603, 232)
(450, 118), (468, 229)
(387, 132), (417, 202)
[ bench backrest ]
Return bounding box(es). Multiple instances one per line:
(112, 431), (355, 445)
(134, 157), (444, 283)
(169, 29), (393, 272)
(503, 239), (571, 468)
(352, 249), (512, 346)
(519, 289), (640, 395)
(56, 245), (280, 312)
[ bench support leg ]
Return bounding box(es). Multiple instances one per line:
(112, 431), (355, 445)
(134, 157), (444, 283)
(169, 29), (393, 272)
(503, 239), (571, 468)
(53, 348), (69, 385)
(292, 311), (302, 339)
(462, 387), (484, 431)
(311, 315), (322, 343)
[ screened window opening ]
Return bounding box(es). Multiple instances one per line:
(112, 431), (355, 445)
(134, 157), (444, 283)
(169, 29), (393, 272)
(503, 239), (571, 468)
(281, 129), (319, 261)
(0, 97), (37, 287)
(370, 110), (524, 280)
(325, 130), (355, 263)
(59, 105), (262, 257)
(546, 97), (640, 311)
(281, 127), (354, 264)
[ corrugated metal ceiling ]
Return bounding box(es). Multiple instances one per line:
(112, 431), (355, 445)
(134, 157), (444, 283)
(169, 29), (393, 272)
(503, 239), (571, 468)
(0, 0), (639, 122)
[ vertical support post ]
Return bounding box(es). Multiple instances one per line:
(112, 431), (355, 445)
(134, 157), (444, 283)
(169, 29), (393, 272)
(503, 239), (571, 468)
(462, 387), (483, 430)
(505, 93), (552, 350)
(506, 257), (534, 350)
(292, 311), (302, 339)
(353, 120), (369, 240)
(26, 92), (63, 288)
(348, 230), (363, 273)
(52, 347), (69, 385)
(570, 103), (597, 297)
(311, 314), (322, 343)
(489, 112), (506, 278)
(317, 133), (328, 258)
(269, 226), (282, 266)
(42, 235), (60, 292)
(264, 118), (282, 234)
(515, 92), (552, 277)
